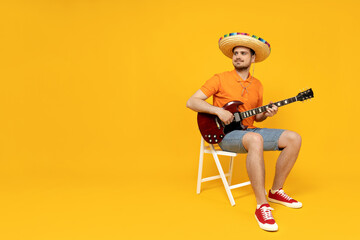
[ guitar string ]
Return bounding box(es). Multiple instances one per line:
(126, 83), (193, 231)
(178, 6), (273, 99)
(243, 97), (295, 119)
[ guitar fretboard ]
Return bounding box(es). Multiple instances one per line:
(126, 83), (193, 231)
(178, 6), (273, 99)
(240, 97), (297, 119)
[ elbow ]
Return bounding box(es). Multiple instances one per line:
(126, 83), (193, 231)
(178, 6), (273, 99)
(186, 98), (192, 109)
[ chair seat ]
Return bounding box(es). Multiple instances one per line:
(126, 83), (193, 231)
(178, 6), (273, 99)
(203, 146), (237, 157)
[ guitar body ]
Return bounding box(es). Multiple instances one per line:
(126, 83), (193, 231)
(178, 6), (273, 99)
(197, 101), (247, 144)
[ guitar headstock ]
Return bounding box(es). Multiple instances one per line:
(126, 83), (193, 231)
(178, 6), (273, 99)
(297, 88), (314, 101)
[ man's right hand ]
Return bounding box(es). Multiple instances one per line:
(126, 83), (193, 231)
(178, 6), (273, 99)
(216, 108), (234, 125)
(187, 89), (234, 125)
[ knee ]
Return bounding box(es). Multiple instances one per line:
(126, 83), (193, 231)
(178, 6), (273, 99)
(290, 131), (302, 146)
(281, 131), (302, 148)
(243, 132), (263, 151)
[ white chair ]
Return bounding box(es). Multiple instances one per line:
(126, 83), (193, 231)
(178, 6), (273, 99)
(196, 137), (251, 206)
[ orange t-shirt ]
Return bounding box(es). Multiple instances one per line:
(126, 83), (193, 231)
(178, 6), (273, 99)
(200, 69), (263, 128)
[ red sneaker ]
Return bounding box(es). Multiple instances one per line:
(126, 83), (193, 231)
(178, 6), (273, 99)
(255, 203), (278, 231)
(268, 188), (302, 208)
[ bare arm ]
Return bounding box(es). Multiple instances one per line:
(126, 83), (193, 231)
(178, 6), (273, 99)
(255, 112), (268, 122)
(186, 90), (234, 125)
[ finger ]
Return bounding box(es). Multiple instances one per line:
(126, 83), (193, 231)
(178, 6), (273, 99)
(227, 117), (232, 124)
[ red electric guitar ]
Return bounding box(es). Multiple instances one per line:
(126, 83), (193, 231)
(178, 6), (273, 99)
(197, 88), (314, 144)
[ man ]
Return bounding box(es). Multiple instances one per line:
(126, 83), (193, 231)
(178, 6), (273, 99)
(186, 33), (302, 232)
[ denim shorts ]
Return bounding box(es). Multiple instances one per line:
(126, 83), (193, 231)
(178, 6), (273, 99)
(218, 128), (285, 153)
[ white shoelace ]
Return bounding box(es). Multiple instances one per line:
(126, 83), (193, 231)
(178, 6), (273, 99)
(278, 189), (292, 201)
(261, 206), (274, 221)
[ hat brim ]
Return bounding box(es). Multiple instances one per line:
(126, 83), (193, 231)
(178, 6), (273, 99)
(219, 34), (271, 62)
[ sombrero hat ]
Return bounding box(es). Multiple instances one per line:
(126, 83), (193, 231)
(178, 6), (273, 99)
(218, 32), (271, 62)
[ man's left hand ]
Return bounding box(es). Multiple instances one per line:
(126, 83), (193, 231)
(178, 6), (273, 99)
(264, 101), (278, 117)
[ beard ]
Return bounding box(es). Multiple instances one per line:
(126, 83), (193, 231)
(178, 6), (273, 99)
(233, 61), (251, 71)
(234, 65), (250, 71)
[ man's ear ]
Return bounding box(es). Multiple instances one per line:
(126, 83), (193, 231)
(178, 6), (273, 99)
(251, 54), (256, 63)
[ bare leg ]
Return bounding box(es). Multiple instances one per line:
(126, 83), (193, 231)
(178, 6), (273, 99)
(243, 132), (267, 205)
(271, 130), (302, 190)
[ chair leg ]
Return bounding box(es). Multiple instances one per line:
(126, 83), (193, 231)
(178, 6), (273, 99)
(210, 144), (236, 206)
(228, 156), (234, 186)
(196, 138), (205, 194)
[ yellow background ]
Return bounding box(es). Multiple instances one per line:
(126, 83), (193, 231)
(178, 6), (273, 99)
(0, 0), (359, 239)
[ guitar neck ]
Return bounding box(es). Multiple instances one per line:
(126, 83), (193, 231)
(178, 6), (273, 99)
(241, 96), (298, 119)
